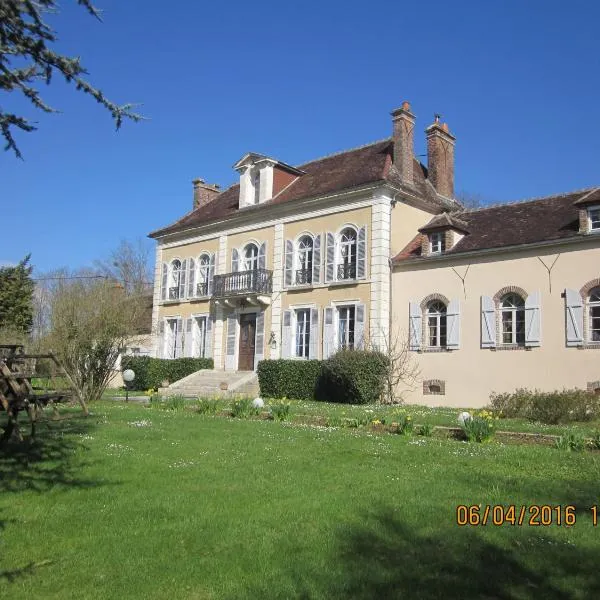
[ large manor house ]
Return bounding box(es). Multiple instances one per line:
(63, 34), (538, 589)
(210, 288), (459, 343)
(149, 103), (600, 406)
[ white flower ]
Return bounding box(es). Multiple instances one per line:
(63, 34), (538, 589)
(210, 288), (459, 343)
(457, 411), (472, 426)
(252, 397), (264, 409)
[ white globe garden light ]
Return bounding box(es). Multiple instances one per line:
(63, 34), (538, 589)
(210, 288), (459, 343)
(252, 397), (264, 409)
(457, 411), (472, 426)
(123, 369), (135, 402)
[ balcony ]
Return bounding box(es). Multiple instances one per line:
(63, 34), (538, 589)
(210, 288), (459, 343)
(212, 268), (273, 298)
(295, 269), (312, 285)
(337, 263), (356, 281)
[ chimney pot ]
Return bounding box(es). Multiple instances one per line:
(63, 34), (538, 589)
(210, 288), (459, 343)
(193, 178), (220, 209)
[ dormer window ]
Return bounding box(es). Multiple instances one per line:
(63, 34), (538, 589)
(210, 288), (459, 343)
(252, 170), (260, 205)
(430, 232), (445, 254)
(589, 206), (600, 232)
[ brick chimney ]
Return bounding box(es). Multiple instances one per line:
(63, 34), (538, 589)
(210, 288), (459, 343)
(426, 115), (456, 198)
(192, 178), (220, 209)
(391, 101), (416, 187)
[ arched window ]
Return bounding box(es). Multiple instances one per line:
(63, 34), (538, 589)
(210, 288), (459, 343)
(243, 243), (259, 271)
(589, 287), (600, 342)
(339, 227), (357, 280)
(427, 300), (447, 347)
(169, 260), (181, 300)
(197, 254), (211, 297)
(500, 293), (525, 345)
(297, 235), (313, 284)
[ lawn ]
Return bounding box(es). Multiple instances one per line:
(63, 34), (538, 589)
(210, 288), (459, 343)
(1, 402), (600, 599)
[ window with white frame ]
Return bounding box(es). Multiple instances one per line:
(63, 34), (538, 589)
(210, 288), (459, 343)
(243, 243), (259, 271)
(500, 293), (526, 345)
(430, 232), (444, 254)
(164, 318), (182, 358)
(588, 287), (600, 342)
(589, 207), (600, 232)
(197, 254), (211, 297)
(338, 228), (357, 280)
(337, 305), (355, 350)
(169, 260), (182, 300)
(194, 316), (208, 357)
(294, 309), (311, 358)
(297, 236), (313, 285)
(427, 300), (447, 347)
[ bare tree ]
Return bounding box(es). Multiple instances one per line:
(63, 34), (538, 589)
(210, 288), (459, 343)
(456, 190), (485, 210)
(366, 327), (420, 405)
(94, 239), (153, 295)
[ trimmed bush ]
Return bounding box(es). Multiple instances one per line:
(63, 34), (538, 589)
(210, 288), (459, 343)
(121, 356), (213, 390)
(489, 388), (600, 424)
(257, 359), (322, 401)
(317, 349), (388, 405)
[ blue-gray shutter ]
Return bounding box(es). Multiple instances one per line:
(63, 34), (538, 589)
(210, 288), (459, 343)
(208, 253), (216, 295)
(409, 302), (422, 351)
(357, 226), (367, 279)
(323, 307), (335, 358)
(231, 248), (239, 273)
(309, 307), (319, 359)
(481, 296), (496, 348)
(284, 240), (293, 287)
(161, 263), (168, 301)
(187, 258), (196, 298)
(355, 303), (366, 348)
(446, 299), (460, 350)
(281, 310), (292, 358)
(157, 320), (165, 358)
(254, 311), (265, 370)
(205, 316), (213, 359)
(525, 291), (541, 348)
(325, 232), (335, 282)
(184, 317), (193, 357)
(565, 288), (584, 346)
(179, 259), (188, 300)
(225, 315), (237, 370)
(258, 242), (266, 269)
(312, 234), (321, 284)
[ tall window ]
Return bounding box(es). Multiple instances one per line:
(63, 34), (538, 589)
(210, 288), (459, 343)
(165, 318), (179, 358)
(338, 305), (355, 349)
(500, 293), (525, 345)
(297, 236), (313, 284)
(253, 170), (260, 205)
(589, 288), (600, 342)
(194, 316), (207, 357)
(427, 300), (447, 347)
(339, 228), (357, 280)
(295, 309), (311, 358)
(169, 260), (182, 300)
(244, 243), (259, 271)
(197, 254), (210, 296)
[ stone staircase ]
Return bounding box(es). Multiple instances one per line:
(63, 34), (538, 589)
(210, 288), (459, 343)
(159, 369), (260, 399)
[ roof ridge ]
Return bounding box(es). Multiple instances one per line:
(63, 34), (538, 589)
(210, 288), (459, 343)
(457, 186), (598, 214)
(294, 137), (392, 169)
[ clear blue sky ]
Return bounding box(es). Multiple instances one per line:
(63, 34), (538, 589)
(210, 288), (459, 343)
(2, 0), (599, 273)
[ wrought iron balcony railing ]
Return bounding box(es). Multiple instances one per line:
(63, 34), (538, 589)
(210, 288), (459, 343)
(196, 282), (209, 297)
(212, 268), (273, 298)
(337, 263), (356, 281)
(168, 286), (180, 300)
(295, 269), (312, 285)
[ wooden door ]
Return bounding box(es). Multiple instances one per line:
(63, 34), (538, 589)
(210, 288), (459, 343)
(238, 313), (256, 371)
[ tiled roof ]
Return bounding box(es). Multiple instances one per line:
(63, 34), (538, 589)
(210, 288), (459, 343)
(394, 189), (597, 262)
(149, 139), (445, 238)
(418, 212), (470, 233)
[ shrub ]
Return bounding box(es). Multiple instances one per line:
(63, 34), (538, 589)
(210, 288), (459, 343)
(230, 397), (259, 418)
(163, 395), (186, 411)
(257, 359), (322, 401)
(316, 349), (388, 405)
(196, 398), (220, 415)
(269, 400), (291, 421)
(121, 356), (213, 390)
(418, 423), (433, 437)
(555, 433), (586, 452)
(461, 411), (495, 443)
(489, 388), (600, 424)
(391, 412), (413, 435)
(590, 432), (600, 450)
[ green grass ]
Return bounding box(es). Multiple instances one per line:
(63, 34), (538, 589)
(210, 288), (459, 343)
(2, 402), (600, 599)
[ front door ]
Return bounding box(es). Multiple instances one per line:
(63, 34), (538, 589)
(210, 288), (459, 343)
(238, 313), (256, 371)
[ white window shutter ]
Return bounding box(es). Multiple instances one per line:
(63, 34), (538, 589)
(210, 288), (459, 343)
(184, 317), (194, 357)
(284, 240), (293, 288)
(325, 232), (335, 282)
(481, 296), (496, 348)
(409, 302), (422, 351)
(312, 234), (321, 284)
(525, 291), (541, 347)
(309, 307), (319, 359)
(446, 299), (460, 350)
(357, 226), (367, 279)
(355, 303), (366, 348)
(281, 310), (292, 358)
(187, 259), (196, 298)
(208, 253), (216, 295)
(323, 307), (335, 358)
(205, 316), (213, 359)
(231, 248), (239, 273)
(225, 315), (236, 370)
(565, 288), (584, 346)
(161, 263), (168, 301)
(254, 311), (265, 370)
(157, 320), (165, 358)
(258, 242), (266, 269)
(175, 317), (184, 358)
(179, 259), (188, 300)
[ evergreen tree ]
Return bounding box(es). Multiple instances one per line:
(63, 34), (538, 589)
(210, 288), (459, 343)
(0, 255), (35, 334)
(0, 1), (142, 158)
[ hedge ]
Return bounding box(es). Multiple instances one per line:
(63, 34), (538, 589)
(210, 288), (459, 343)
(257, 350), (388, 404)
(121, 356), (213, 390)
